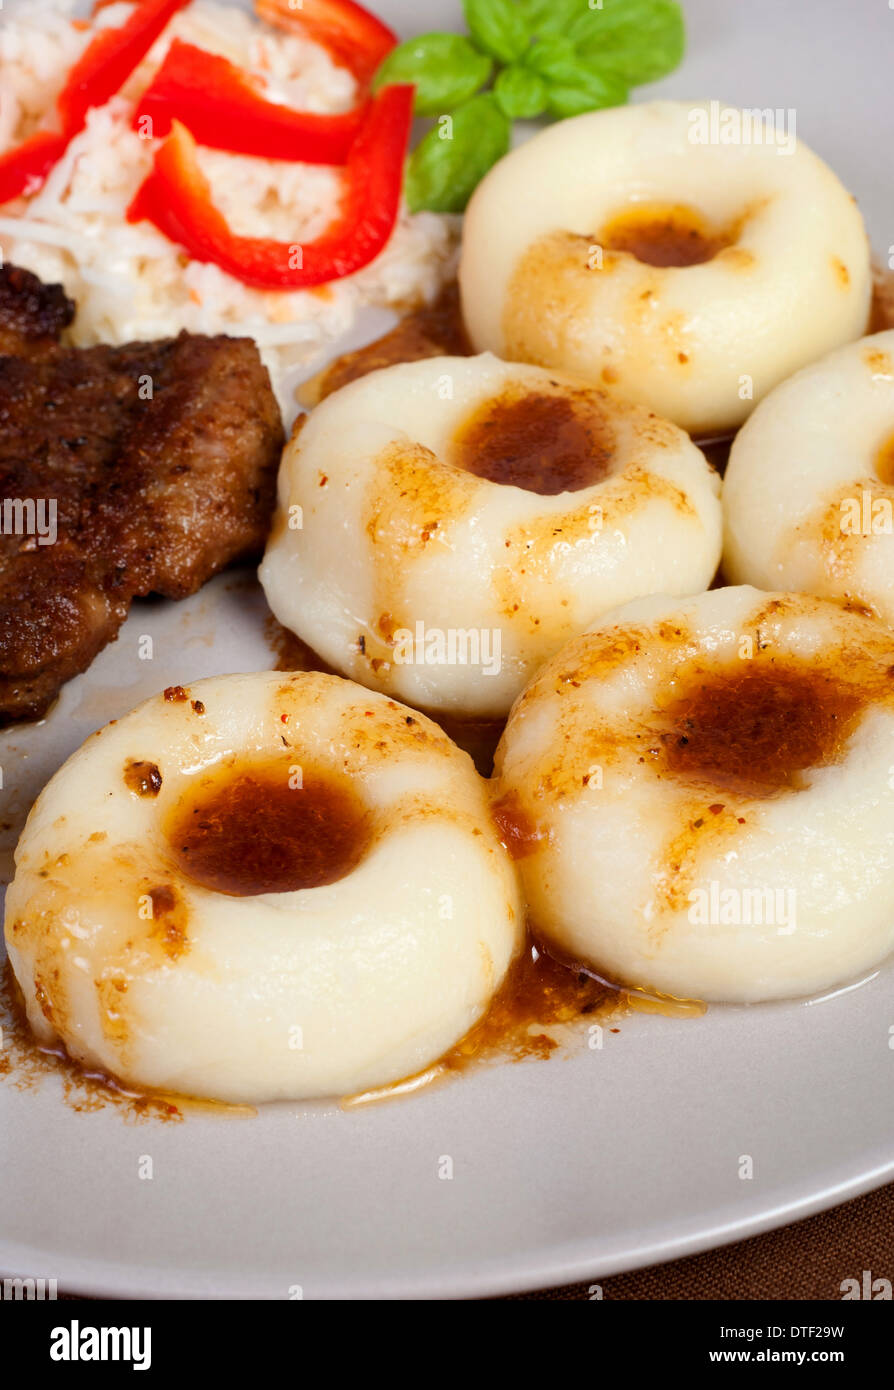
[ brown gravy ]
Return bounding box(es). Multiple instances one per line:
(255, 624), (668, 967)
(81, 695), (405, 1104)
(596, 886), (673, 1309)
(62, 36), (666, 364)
(440, 941), (618, 1068)
(123, 758), (162, 797)
(450, 386), (615, 495)
(659, 659), (867, 797)
(429, 710), (505, 778)
(165, 759), (372, 897)
(599, 203), (738, 268)
(490, 788), (545, 859)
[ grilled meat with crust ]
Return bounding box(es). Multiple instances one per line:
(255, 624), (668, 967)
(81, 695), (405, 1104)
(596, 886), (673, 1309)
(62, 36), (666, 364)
(0, 263), (75, 360)
(0, 272), (283, 722)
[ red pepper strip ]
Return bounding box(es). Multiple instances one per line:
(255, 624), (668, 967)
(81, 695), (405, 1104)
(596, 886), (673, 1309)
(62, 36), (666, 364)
(133, 39), (367, 164)
(57, 0), (192, 131)
(0, 0), (190, 205)
(0, 130), (71, 203)
(255, 0), (397, 87)
(126, 84), (413, 290)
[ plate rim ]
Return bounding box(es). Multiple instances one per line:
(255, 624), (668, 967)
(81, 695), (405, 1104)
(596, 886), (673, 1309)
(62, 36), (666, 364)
(3, 1152), (893, 1299)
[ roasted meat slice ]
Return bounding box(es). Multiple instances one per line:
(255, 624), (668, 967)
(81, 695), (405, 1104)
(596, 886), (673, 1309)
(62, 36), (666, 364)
(0, 263), (75, 359)
(301, 283), (469, 406)
(0, 325), (283, 722)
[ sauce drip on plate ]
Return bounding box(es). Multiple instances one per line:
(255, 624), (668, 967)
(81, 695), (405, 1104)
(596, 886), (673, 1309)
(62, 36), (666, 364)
(344, 941), (704, 1107)
(0, 960), (253, 1120)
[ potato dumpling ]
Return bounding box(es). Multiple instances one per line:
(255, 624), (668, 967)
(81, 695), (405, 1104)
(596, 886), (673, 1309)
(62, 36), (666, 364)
(724, 330), (894, 625)
(493, 587), (894, 1003)
(261, 353), (721, 718)
(4, 672), (523, 1103)
(460, 102), (871, 436)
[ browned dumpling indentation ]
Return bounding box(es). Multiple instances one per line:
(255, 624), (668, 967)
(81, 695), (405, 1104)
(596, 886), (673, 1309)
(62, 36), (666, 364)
(450, 383), (620, 497)
(449, 383), (615, 495)
(599, 202), (741, 268)
(165, 759), (372, 897)
(656, 659), (867, 797)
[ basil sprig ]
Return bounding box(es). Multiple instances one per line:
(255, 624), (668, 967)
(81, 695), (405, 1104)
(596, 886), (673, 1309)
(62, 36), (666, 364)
(375, 0), (686, 211)
(374, 0), (685, 213)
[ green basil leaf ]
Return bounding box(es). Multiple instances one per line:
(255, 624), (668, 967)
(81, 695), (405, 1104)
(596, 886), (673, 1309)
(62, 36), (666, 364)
(494, 64), (548, 118)
(545, 67), (629, 117)
(462, 0), (531, 64)
(372, 33), (492, 116)
(525, 35), (581, 82)
(525, 33), (629, 113)
(516, 0), (583, 36)
(405, 94), (512, 213)
(568, 0), (685, 85)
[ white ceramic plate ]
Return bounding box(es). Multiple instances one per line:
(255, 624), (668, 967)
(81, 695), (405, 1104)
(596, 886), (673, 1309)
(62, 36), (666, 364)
(2, 0), (893, 1300)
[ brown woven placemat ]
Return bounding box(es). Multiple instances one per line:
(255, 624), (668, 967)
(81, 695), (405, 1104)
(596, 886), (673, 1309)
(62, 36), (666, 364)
(503, 1181), (894, 1299)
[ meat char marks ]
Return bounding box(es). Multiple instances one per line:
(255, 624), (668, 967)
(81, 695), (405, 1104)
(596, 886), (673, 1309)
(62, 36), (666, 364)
(0, 263), (75, 359)
(0, 264), (284, 723)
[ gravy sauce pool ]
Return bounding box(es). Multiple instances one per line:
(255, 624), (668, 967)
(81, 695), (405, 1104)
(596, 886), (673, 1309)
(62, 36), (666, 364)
(450, 386), (615, 495)
(598, 202), (739, 268)
(166, 758), (371, 897)
(345, 943), (705, 1107)
(659, 659), (867, 797)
